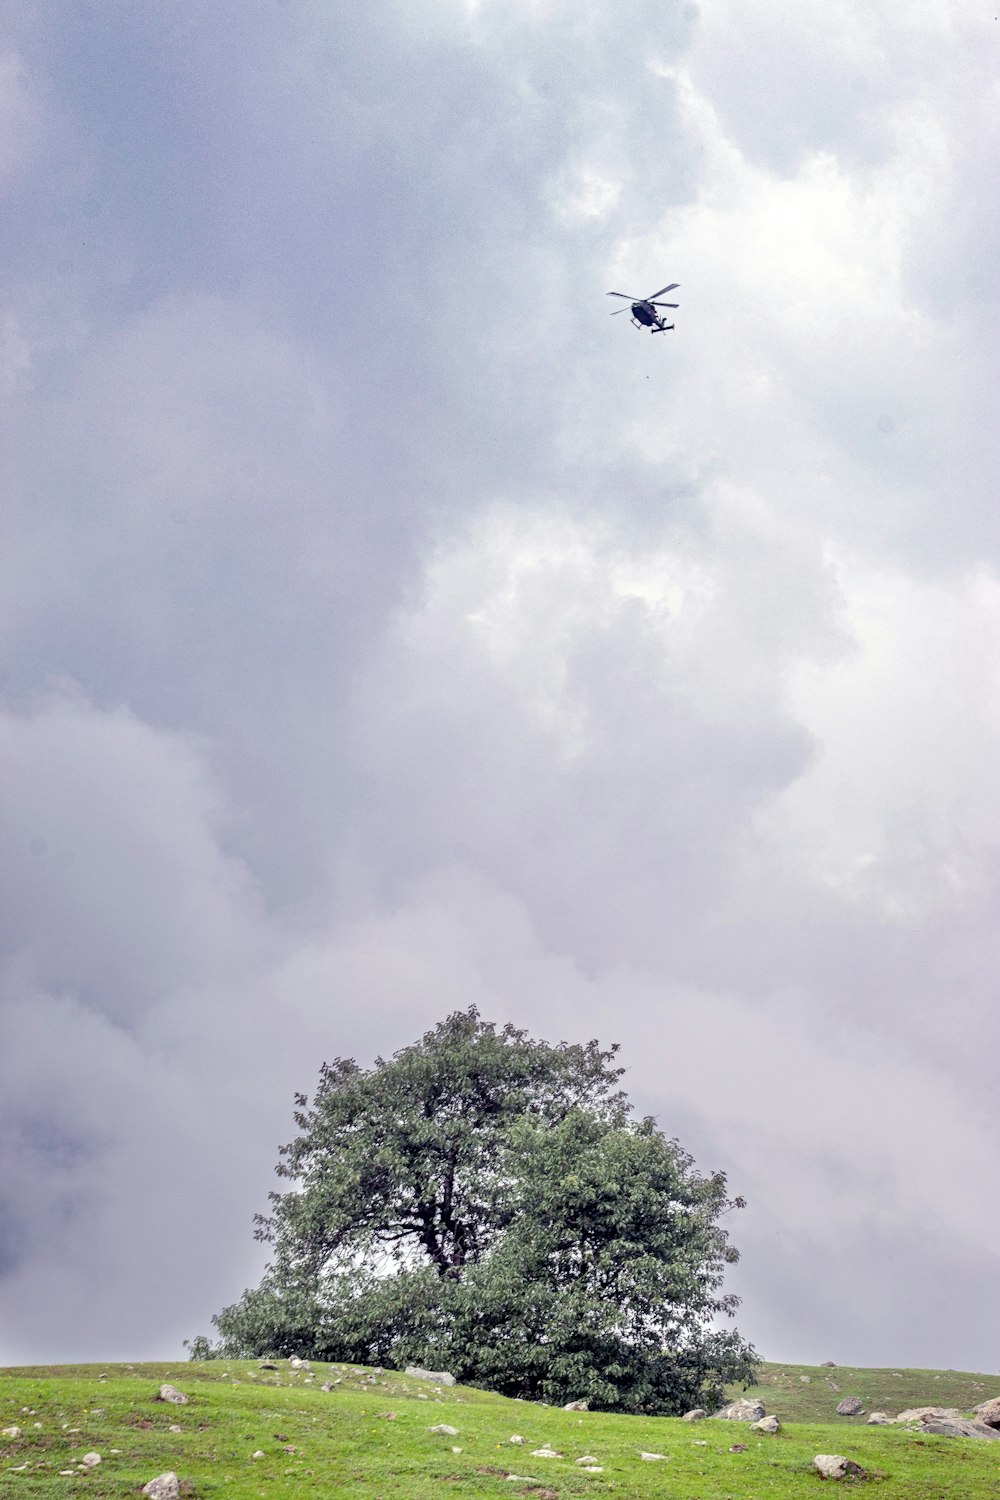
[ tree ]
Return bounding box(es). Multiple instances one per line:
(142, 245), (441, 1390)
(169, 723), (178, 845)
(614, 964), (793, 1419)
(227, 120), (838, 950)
(202, 1009), (757, 1412)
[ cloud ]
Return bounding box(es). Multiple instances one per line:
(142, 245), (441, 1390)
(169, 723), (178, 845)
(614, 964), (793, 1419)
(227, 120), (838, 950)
(0, 0), (998, 1372)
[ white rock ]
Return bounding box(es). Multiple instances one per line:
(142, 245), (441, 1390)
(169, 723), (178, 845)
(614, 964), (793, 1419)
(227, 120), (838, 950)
(252, 1450), (265, 1459)
(406, 1366), (456, 1386)
(563, 1400), (588, 1411)
(575, 1456), (599, 1464)
(639, 1451), (668, 1461)
(142, 1474), (180, 1500)
(2, 1425), (22, 1437)
(157, 1385), (189, 1405)
(168, 1425), (182, 1433)
(752, 1415), (781, 1434)
(866, 1412), (893, 1425)
(813, 1454), (866, 1480)
(508, 1435), (526, 1445)
(530, 1448), (563, 1458)
(428, 1424), (460, 1436)
(81, 1453), (102, 1468)
(580, 1466), (604, 1473)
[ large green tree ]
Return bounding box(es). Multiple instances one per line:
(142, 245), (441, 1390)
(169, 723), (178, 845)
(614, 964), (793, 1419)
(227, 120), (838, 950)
(204, 1009), (756, 1412)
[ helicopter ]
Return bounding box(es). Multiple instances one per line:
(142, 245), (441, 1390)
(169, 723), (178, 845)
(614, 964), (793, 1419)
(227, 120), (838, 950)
(607, 283), (679, 333)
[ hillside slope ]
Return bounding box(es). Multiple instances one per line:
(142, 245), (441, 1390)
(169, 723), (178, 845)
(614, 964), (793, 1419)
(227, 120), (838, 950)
(2, 1358), (999, 1499)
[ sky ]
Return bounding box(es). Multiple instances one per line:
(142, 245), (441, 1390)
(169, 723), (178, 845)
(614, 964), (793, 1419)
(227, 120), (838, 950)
(1, 0), (999, 1373)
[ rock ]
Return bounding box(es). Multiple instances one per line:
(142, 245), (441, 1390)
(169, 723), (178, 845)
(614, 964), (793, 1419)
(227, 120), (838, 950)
(729, 1442), (749, 1452)
(681, 1408), (707, 1421)
(142, 1474), (180, 1500)
(168, 1424), (182, 1433)
(639, 1451), (667, 1461)
(821, 1361), (837, 1368)
(530, 1448), (563, 1458)
(799, 1375), (812, 1384)
(814, 1454), (866, 1480)
(714, 1398), (766, 1422)
(826, 1380), (840, 1392)
(975, 1396), (1000, 1428)
(428, 1424), (460, 1436)
(406, 1366), (456, 1386)
(579, 1465), (603, 1473)
(252, 1451), (265, 1460)
(866, 1412), (893, 1425)
(2, 1426), (22, 1437)
(320, 1381), (335, 1392)
(81, 1453), (102, 1468)
(752, 1415), (781, 1434)
(575, 1456), (599, 1465)
(895, 1406), (961, 1423)
(921, 1419), (1000, 1440)
(562, 1400), (588, 1411)
(836, 1397), (864, 1416)
(157, 1385), (189, 1405)
(508, 1435), (526, 1445)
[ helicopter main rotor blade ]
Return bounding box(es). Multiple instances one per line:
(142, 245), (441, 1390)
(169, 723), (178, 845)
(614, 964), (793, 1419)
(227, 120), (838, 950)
(610, 307), (631, 314)
(651, 301), (679, 309)
(647, 284), (679, 299)
(607, 291), (640, 300)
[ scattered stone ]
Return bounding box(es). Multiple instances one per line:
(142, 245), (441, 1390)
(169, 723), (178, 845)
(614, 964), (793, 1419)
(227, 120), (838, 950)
(168, 1424), (182, 1433)
(252, 1451), (265, 1460)
(821, 1361), (837, 1368)
(752, 1415), (781, 1434)
(406, 1366), (456, 1386)
(451, 1446), (463, 1453)
(142, 1474), (180, 1500)
(921, 1419), (1000, 1440)
(867, 1413), (893, 1425)
(157, 1385), (188, 1406)
(729, 1442), (749, 1452)
(429, 1424), (460, 1436)
(681, 1408), (707, 1421)
(579, 1465), (603, 1473)
(691, 1439), (708, 1446)
(530, 1448), (563, 1458)
(81, 1453), (101, 1468)
(509, 1435), (526, 1445)
(60, 1471), (77, 1476)
(800, 1375), (812, 1384)
(836, 1397), (864, 1417)
(562, 1400), (588, 1411)
(575, 1456), (599, 1465)
(639, 1451), (667, 1461)
(813, 1454), (866, 1480)
(3, 1425), (22, 1437)
(714, 1398), (766, 1422)
(975, 1397), (1000, 1428)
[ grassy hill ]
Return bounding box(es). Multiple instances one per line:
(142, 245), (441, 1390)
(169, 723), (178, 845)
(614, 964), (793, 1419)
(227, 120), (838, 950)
(2, 1358), (999, 1499)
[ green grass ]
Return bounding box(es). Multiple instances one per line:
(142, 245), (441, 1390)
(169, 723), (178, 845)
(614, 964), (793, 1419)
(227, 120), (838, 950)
(2, 1359), (999, 1499)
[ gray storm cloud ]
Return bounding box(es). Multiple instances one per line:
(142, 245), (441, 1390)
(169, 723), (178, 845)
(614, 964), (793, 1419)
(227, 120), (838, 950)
(1, 0), (998, 1368)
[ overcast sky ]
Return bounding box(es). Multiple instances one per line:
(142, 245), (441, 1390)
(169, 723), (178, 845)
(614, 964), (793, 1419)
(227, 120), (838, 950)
(2, 0), (999, 1373)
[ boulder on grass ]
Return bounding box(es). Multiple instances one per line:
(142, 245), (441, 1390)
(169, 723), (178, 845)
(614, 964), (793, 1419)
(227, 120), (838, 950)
(157, 1385), (189, 1406)
(752, 1415), (781, 1434)
(836, 1397), (864, 1416)
(975, 1396), (1000, 1429)
(714, 1398), (766, 1422)
(142, 1475), (180, 1500)
(921, 1419), (1000, 1440)
(681, 1408), (707, 1421)
(406, 1366), (456, 1386)
(813, 1454), (866, 1480)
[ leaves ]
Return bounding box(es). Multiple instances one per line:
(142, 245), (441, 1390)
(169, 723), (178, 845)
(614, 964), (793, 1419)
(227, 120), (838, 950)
(209, 1008), (756, 1412)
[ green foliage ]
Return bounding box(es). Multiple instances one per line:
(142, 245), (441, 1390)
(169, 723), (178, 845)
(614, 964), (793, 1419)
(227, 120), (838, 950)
(209, 1008), (756, 1412)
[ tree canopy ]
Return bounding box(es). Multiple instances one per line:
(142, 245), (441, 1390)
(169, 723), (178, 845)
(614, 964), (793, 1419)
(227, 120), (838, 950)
(203, 1009), (757, 1412)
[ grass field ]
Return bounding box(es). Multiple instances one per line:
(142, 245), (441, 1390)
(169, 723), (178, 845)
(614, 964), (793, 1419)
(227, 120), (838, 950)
(2, 1358), (999, 1499)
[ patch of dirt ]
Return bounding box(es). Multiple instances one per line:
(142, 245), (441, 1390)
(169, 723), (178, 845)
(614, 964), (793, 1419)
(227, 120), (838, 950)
(475, 1466), (511, 1477)
(519, 1489), (558, 1499)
